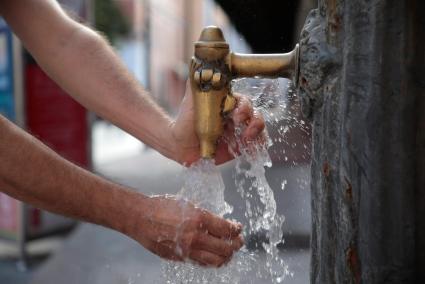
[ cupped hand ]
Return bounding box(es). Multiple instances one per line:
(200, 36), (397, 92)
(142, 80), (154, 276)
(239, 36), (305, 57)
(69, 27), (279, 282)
(130, 195), (244, 267)
(170, 82), (266, 166)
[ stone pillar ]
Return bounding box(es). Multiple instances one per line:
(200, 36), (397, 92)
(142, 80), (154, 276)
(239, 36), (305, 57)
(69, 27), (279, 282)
(298, 0), (425, 282)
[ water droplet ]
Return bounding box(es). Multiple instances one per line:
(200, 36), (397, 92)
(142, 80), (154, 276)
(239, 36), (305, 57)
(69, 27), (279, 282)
(281, 180), (287, 191)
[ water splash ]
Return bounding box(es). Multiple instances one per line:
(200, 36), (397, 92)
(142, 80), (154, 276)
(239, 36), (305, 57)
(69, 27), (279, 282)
(229, 122), (290, 283)
(162, 159), (256, 284)
(162, 78), (307, 283)
(177, 158), (232, 216)
(232, 78), (311, 166)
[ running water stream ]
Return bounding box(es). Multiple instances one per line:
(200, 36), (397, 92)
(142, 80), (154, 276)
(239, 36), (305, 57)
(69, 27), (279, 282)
(162, 78), (308, 283)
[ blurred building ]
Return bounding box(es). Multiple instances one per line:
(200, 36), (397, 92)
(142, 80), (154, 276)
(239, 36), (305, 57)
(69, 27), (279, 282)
(113, 0), (251, 112)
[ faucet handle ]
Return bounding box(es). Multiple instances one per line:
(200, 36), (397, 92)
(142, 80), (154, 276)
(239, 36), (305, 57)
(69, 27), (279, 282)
(223, 94), (236, 114)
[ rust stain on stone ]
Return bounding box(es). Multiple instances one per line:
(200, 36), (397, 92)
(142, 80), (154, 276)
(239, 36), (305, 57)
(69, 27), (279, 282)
(329, 14), (342, 33)
(300, 76), (308, 87)
(327, 0), (337, 14)
(346, 246), (361, 284)
(323, 161), (330, 177)
(344, 176), (353, 201)
(326, 0), (341, 41)
(347, 130), (352, 146)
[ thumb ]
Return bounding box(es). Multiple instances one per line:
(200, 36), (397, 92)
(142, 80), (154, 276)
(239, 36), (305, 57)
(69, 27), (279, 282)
(180, 80), (194, 111)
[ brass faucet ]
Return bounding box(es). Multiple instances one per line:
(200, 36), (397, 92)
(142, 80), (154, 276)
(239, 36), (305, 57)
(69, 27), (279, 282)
(190, 26), (299, 159)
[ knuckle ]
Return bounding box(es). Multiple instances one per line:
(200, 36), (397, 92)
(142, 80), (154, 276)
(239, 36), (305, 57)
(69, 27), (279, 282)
(223, 246), (233, 257)
(184, 212), (203, 230)
(252, 115), (264, 124)
(257, 121), (266, 132)
(190, 213), (205, 230)
(194, 211), (204, 224)
(191, 232), (204, 246)
(179, 233), (195, 250)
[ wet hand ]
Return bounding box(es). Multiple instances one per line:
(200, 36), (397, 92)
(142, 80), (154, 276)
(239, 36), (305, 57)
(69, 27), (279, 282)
(131, 195), (244, 267)
(170, 81), (266, 166)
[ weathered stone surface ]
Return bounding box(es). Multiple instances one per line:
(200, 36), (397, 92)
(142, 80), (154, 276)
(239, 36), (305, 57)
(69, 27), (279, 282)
(299, 0), (425, 282)
(298, 9), (339, 119)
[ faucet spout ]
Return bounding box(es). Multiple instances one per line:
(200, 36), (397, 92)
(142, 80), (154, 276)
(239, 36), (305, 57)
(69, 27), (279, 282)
(230, 46), (299, 82)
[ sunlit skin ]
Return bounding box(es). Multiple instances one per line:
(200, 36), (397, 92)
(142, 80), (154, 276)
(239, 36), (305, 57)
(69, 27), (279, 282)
(172, 86), (266, 166)
(0, 0), (265, 267)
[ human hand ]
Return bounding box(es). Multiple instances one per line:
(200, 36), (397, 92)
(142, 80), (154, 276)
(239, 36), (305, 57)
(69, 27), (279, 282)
(169, 82), (266, 166)
(129, 195), (244, 267)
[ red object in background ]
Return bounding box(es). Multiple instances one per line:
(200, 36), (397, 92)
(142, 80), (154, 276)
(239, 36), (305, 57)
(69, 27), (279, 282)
(25, 64), (89, 167)
(23, 63), (90, 232)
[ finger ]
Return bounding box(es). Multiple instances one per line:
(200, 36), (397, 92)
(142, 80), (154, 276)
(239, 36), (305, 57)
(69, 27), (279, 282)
(147, 240), (184, 262)
(214, 120), (239, 165)
(231, 95), (253, 125)
(214, 136), (240, 164)
(192, 233), (242, 257)
(214, 143), (236, 165)
(242, 114), (266, 140)
(201, 211), (242, 239)
(189, 250), (227, 267)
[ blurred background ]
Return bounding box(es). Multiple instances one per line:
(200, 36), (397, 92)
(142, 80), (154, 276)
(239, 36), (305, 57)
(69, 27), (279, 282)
(0, 0), (315, 283)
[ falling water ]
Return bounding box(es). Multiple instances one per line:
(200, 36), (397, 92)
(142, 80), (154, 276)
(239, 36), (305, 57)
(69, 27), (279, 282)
(162, 78), (309, 283)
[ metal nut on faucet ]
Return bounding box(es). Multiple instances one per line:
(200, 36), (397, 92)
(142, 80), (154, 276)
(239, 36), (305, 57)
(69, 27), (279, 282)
(211, 72), (222, 88)
(223, 94), (236, 114)
(201, 69), (213, 82)
(194, 70), (201, 84)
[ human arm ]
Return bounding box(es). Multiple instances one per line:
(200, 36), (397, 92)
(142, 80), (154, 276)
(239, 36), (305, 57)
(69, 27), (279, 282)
(0, 0), (177, 160)
(0, 115), (243, 266)
(0, 0), (265, 165)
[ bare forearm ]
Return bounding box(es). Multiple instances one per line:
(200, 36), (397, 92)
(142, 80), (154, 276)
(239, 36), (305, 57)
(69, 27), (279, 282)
(0, 115), (144, 234)
(0, 0), (176, 160)
(0, 115), (245, 266)
(38, 28), (176, 159)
